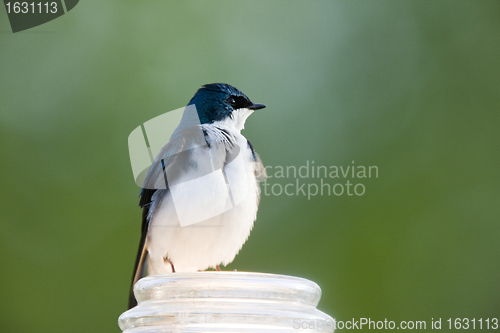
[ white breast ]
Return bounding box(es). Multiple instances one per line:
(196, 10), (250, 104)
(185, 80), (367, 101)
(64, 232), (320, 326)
(146, 118), (262, 274)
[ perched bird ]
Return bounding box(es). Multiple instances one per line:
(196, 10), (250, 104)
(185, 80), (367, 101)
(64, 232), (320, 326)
(128, 83), (267, 308)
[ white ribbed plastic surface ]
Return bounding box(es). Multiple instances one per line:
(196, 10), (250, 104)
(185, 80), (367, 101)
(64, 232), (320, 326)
(119, 272), (335, 333)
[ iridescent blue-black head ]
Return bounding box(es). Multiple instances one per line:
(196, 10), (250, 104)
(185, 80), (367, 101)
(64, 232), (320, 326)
(188, 83), (266, 124)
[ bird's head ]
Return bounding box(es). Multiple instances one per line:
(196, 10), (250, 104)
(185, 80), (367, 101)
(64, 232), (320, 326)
(188, 83), (265, 130)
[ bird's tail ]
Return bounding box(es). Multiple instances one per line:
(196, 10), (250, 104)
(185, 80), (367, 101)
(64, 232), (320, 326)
(128, 236), (147, 309)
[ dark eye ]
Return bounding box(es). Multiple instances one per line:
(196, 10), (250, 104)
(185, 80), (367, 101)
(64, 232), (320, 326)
(227, 96), (236, 105)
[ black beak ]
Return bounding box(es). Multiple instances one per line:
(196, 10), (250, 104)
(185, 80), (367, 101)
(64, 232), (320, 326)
(248, 103), (266, 110)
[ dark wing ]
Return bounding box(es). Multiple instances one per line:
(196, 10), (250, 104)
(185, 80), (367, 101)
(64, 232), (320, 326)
(127, 187), (155, 309)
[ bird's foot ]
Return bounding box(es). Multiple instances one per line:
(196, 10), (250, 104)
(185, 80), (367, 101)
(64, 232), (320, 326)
(164, 256), (176, 273)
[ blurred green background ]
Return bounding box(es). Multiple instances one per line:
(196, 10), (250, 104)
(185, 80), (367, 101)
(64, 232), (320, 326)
(1, 1), (499, 332)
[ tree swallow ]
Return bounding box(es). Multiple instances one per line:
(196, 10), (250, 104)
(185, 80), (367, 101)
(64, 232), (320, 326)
(128, 83), (267, 308)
